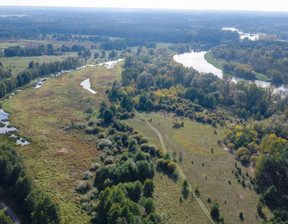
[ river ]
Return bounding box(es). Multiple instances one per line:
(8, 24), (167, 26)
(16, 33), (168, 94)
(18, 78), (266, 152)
(222, 27), (260, 41)
(173, 51), (287, 93)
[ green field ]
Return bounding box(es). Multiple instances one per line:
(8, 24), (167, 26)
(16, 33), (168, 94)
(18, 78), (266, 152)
(2, 63), (123, 223)
(126, 112), (270, 224)
(204, 52), (224, 70)
(153, 172), (210, 224)
(0, 52), (78, 76)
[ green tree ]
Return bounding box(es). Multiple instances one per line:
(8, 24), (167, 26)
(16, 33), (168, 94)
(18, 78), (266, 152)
(0, 212), (13, 224)
(103, 109), (114, 123)
(138, 94), (148, 110)
(144, 198), (155, 214)
(235, 147), (250, 164)
(107, 203), (122, 224)
(182, 179), (189, 199)
(32, 196), (61, 224)
(210, 203), (220, 221)
(15, 175), (32, 202)
(120, 95), (134, 112)
(124, 53), (133, 68)
(143, 179), (154, 197)
(132, 181), (142, 202)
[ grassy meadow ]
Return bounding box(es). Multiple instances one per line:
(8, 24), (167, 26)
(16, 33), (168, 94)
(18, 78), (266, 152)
(0, 52), (78, 76)
(204, 52), (224, 70)
(126, 112), (269, 224)
(2, 63), (123, 223)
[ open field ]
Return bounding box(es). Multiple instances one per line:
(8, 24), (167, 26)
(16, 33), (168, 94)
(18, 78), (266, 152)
(0, 52), (78, 76)
(204, 52), (224, 70)
(154, 172), (211, 224)
(0, 38), (95, 51)
(126, 112), (270, 224)
(2, 63), (123, 223)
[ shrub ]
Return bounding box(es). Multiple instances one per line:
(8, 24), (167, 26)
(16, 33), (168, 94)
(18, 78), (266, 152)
(156, 159), (176, 174)
(167, 161), (177, 173)
(128, 139), (137, 150)
(208, 197), (211, 203)
(156, 149), (164, 158)
(68, 121), (86, 130)
(129, 145), (139, 153)
(86, 188), (99, 200)
(139, 137), (149, 144)
(85, 108), (94, 114)
(100, 153), (107, 162)
(172, 120), (184, 129)
(182, 180), (189, 199)
(76, 181), (91, 194)
(239, 212), (244, 221)
(98, 132), (105, 139)
(116, 140), (123, 147)
(144, 198), (155, 214)
(121, 133), (128, 145)
(90, 162), (101, 171)
(194, 185), (200, 197)
(104, 157), (114, 165)
(96, 139), (113, 150)
(103, 109), (114, 123)
(86, 127), (100, 135)
(83, 171), (92, 180)
(210, 203), (220, 221)
(143, 179), (154, 197)
(156, 159), (165, 168)
(140, 144), (156, 156)
(235, 147), (250, 164)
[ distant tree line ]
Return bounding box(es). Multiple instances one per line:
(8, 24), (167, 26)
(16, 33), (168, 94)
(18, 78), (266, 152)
(100, 39), (156, 51)
(3, 44), (91, 57)
(61, 44), (85, 52)
(0, 10), (240, 49)
(53, 33), (109, 42)
(211, 40), (288, 84)
(0, 57), (81, 98)
(4, 44), (55, 57)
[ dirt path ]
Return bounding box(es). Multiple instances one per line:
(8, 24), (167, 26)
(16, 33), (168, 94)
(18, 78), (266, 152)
(137, 112), (215, 224)
(0, 200), (22, 224)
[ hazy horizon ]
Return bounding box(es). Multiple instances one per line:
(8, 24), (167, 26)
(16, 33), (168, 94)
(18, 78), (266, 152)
(0, 0), (288, 12)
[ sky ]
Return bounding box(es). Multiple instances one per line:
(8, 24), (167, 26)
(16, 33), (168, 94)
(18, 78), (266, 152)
(0, 0), (288, 12)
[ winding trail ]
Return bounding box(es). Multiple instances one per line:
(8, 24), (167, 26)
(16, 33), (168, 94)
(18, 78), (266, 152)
(0, 200), (22, 224)
(136, 111), (215, 224)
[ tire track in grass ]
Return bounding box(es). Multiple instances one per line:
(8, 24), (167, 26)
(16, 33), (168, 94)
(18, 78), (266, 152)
(136, 111), (215, 224)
